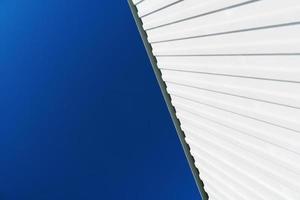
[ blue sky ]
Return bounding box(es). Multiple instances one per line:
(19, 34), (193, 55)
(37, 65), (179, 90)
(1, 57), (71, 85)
(0, 1), (200, 199)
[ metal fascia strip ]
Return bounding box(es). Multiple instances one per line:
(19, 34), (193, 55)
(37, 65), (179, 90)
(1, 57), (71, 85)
(128, 1), (209, 199)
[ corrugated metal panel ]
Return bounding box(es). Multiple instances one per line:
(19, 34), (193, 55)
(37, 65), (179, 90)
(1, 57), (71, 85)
(130, 0), (300, 199)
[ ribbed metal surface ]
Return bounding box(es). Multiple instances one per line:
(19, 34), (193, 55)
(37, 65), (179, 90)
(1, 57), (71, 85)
(132, 0), (300, 199)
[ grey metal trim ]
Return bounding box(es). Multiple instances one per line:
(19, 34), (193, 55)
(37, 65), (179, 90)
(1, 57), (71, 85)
(128, 1), (209, 199)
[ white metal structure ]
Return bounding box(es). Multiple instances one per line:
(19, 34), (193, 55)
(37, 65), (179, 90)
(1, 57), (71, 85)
(130, 0), (300, 199)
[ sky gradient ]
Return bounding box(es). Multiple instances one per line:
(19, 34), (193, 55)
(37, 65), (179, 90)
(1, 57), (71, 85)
(0, 1), (201, 199)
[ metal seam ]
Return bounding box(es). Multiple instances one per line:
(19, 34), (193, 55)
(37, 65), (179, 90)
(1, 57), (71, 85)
(128, 1), (209, 199)
(145, 0), (261, 31)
